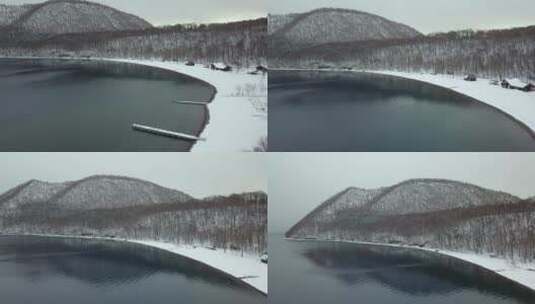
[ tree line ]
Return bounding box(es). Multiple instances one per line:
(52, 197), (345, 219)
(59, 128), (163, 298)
(0, 192), (267, 255)
(270, 25), (535, 80)
(0, 18), (267, 68)
(289, 198), (535, 263)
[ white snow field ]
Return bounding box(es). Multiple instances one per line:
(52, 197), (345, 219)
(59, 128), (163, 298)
(21, 234), (267, 294)
(290, 238), (535, 292)
(107, 58), (267, 152)
(368, 71), (535, 133)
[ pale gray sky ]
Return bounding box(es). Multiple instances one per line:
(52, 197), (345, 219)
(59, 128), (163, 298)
(3, 0), (266, 25)
(268, 0), (535, 34)
(0, 153), (266, 199)
(268, 153), (535, 233)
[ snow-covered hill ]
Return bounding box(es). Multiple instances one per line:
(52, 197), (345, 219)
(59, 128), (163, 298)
(287, 179), (535, 263)
(0, 176), (267, 254)
(365, 179), (518, 215)
(288, 179), (518, 236)
(269, 8), (421, 45)
(0, 4), (30, 27)
(0, 175), (191, 212)
(1, 0), (151, 36)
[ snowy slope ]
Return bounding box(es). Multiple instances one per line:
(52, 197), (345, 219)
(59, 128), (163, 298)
(289, 178), (518, 234)
(269, 8), (421, 45)
(0, 180), (71, 210)
(3, 0), (151, 35)
(367, 179), (518, 215)
(0, 175), (191, 212)
(0, 4), (30, 27)
(267, 13), (299, 34)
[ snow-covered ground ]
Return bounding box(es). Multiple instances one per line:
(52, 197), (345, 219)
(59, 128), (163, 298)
(289, 238), (535, 292)
(368, 71), (535, 134)
(106, 59), (267, 152)
(131, 240), (267, 294)
(16, 234), (267, 294)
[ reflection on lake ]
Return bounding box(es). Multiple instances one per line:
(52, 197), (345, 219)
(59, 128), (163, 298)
(269, 235), (535, 304)
(269, 71), (535, 151)
(0, 236), (265, 304)
(0, 59), (215, 151)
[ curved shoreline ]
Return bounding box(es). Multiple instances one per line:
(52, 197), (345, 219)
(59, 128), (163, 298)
(1, 56), (267, 152)
(6, 234), (267, 295)
(272, 68), (535, 141)
(101, 58), (218, 148)
(368, 71), (535, 140)
(0, 56), (212, 151)
(287, 237), (535, 293)
(107, 58), (267, 152)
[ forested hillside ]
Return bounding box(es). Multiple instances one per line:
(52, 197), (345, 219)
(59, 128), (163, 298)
(0, 176), (267, 254)
(0, 1), (266, 67)
(287, 179), (535, 263)
(0, 0), (151, 37)
(269, 9), (535, 80)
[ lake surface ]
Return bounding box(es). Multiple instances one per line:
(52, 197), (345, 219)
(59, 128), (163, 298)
(269, 70), (535, 151)
(0, 236), (265, 304)
(269, 236), (535, 304)
(0, 59), (215, 151)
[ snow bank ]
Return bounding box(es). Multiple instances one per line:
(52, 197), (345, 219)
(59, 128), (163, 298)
(105, 59), (267, 152)
(131, 240), (267, 294)
(289, 238), (535, 292)
(368, 71), (535, 134)
(19, 234), (267, 295)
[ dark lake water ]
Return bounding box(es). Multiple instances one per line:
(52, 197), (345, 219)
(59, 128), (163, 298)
(269, 236), (535, 304)
(0, 59), (215, 151)
(0, 236), (265, 304)
(269, 70), (535, 151)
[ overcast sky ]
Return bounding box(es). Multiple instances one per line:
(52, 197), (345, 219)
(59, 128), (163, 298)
(268, 0), (535, 34)
(268, 153), (535, 233)
(4, 0), (266, 25)
(0, 153), (266, 199)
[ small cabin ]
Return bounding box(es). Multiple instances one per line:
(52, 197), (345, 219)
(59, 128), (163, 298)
(503, 78), (532, 92)
(185, 61), (195, 66)
(464, 74), (477, 81)
(210, 62), (232, 72)
(260, 253), (268, 264)
(256, 65), (268, 73)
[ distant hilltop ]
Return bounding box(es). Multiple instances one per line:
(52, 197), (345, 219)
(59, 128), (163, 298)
(0, 175), (268, 254)
(287, 178), (535, 263)
(0, 0), (152, 37)
(268, 8), (421, 44)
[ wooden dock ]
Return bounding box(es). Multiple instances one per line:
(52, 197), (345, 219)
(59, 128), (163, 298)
(173, 100), (208, 105)
(132, 124), (204, 141)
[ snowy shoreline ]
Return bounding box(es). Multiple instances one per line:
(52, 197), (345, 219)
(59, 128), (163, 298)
(7, 234), (267, 295)
(1, 56), (267, 152)
(106, 59), (267, 152)
(272, 68), (535, 135)
(287, 237), (535, 292)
